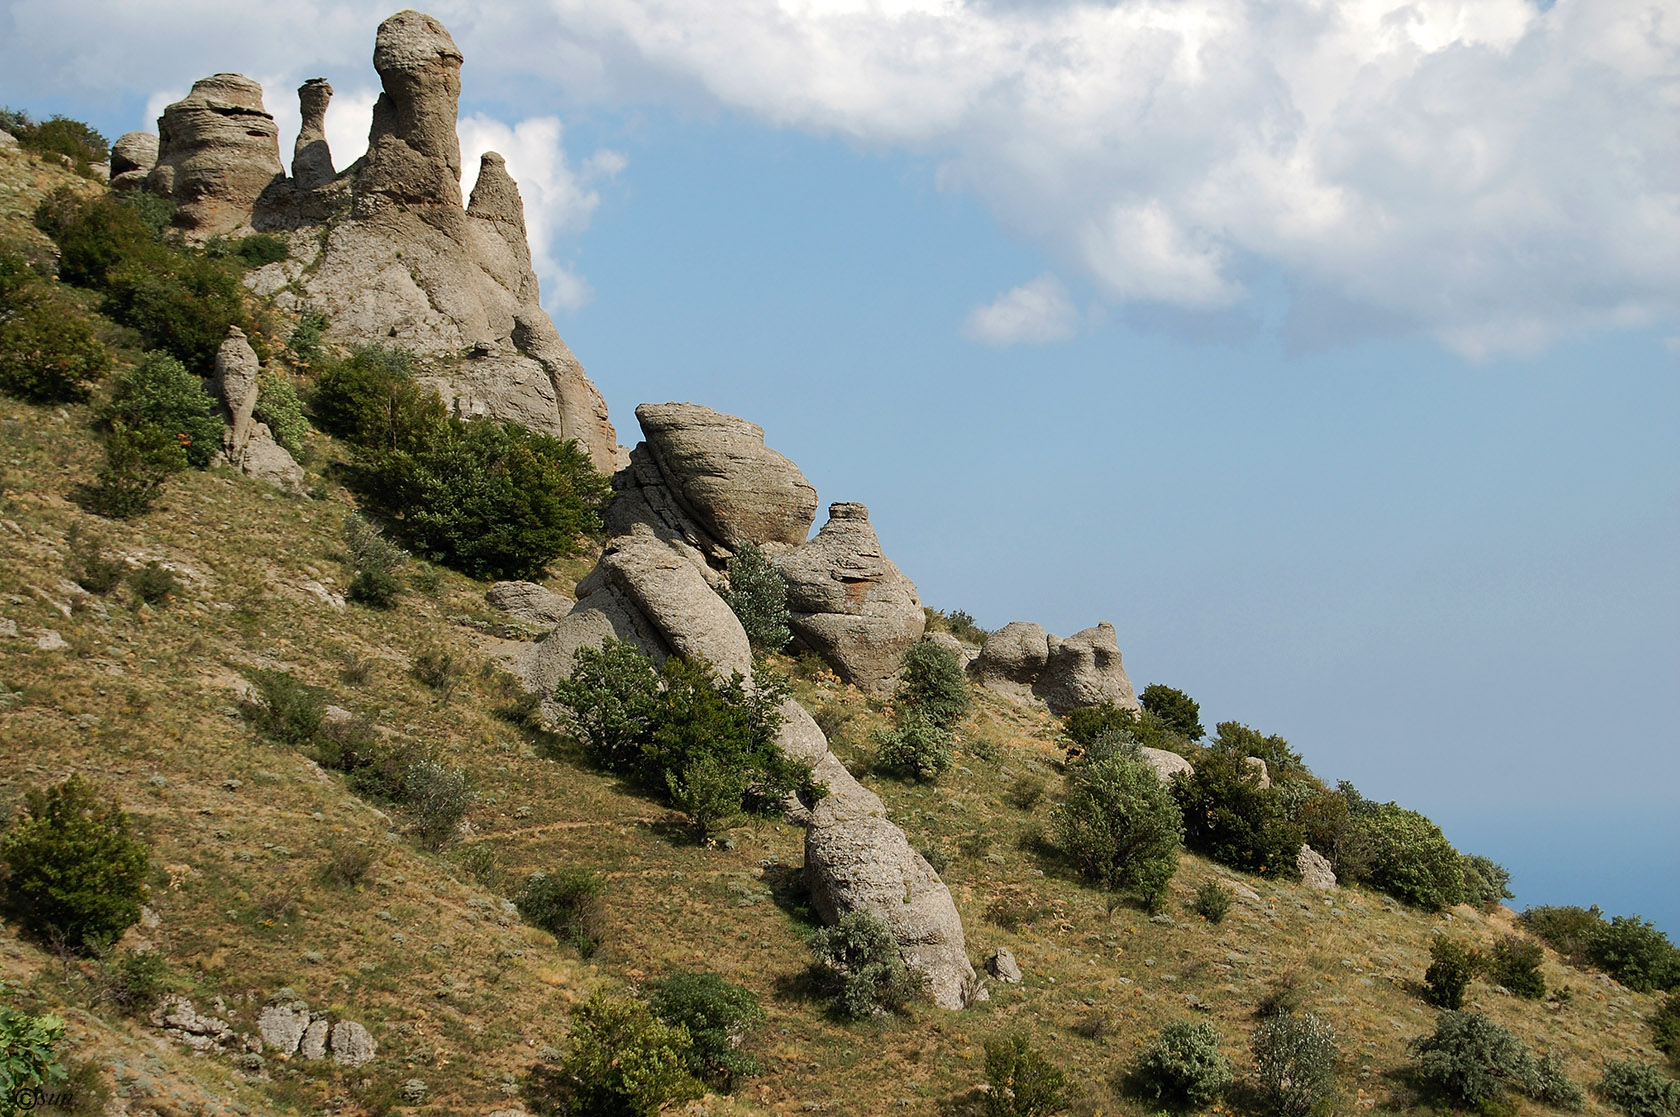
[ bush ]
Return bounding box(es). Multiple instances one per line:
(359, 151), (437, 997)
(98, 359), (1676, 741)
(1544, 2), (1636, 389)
(1353, 802), (1464, 910)
(807, 910), (927, 1019)
(1598, 1061), (1680, 1117)
(1256, 972), (1308, 1020)
(0, 250), (109, 403)
(319, 843), (374, 889)
(0, 776), (150, 953)
(310, 345), (439, 447)
(404, 760), (472, 848)
(1423, 937), (1480, 1010)
(1211, 721), (1305, 776)
(72, 422), (177, 519)
(342, 513), (407, 609)
(103, 352), (222, 470)
(1005, 774), (1045, 811)
(1534, 1052), (1587, 1111)
(984, 1032), (1068, 1117)
(127, 561), (178, 606)
(1125, 1020), (1232, 1108)
(1486, 934), (1547, 999)
(554, 639), (662, 774)
(1192, 880), (1230, 924)
(100, 948), (169, 1016)
(1590, 916), (1680, 994)
(231, 233), (290, 268)
(1140, 684), (1203, 741)
(649, 970), (765, 1091)
(244, 669), (327, 747)
(1652, 992), (1680, 1064)
(33, 187), (157, 289)
(722, 542), (790, 652)
(254, 373), (309, 456)
(0, 986), (68, 1106)
(1293, 785), (1371, 882)
(1055, 753), (1183, 910)
(897, 639), (970, 729)
(64, 525), (125, 594)
(525, 990), (702, 1117)
(1170, 747), (1302, 879)
(2, 110), (107, 171)
(1410, 1010), (1552, 1108)
(288, 310), (328, 364)
(665, 752), (746, 843)
(1251, 1011), (1338, 1117)
(1064, 702), (1156, 749)
(873, 712), (953, 782)
(1461, 854), (1514, 911)
(925, 607), (988, 644)
(515, 868), (605, 957)
(410, 645), (465, 698)
(1524, 905), (1605, 963)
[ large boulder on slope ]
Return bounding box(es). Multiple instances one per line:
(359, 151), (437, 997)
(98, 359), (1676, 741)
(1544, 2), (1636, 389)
(109, 131), (158, 191)
(773, 502), (925, 694)
(146, 74), (285, 236)
(969, 621), (1050, 703)
(600, 526), (753, 678)
(1036, 622), (1139, 716)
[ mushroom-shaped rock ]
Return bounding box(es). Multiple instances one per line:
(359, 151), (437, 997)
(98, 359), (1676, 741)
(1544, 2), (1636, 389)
(109, 131), (158, 191)
(1035, 622), (1139, 716)
(146, 74), (285, 235)
(292, 78), (335, 189)
(772, 503), (925, 694)
(360, 9), (464, 209)
(970, 621), (1050, 701)
(804, 775), (978, 1009)
(635, 403), (818, 549)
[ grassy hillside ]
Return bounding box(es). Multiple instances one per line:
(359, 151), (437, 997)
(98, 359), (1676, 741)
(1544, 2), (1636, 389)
(0, 140), (1673, 1117)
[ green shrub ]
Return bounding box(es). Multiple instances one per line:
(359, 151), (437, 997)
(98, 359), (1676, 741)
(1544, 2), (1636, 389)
(807, 910), (927, 1019)
(1410, 1010), (1552, 1108)
(1486, 934), (1547, 999)
(254, 373), (309, 456)
(1524, 905), (1605, 964)
(897, 639), (970, 729)
(1353, 802), (1464, 910)
(1534, 1052), (1587, 1111)
(1125, 1020), (1232, 1108)
(0, 776), (150, 953)
(1192, 879), (1230, 924)
(33, 187), (157, 288)
(1055, 753), (1183, 911)
(243, 668), (327, 747)
(1252, 1011), (1339, 1117)
(232, 233), (290, 268)
(1293, 785), (1372, 882)
(72, 422), (181, 519)
(1256, 972), (1308, 1020)
(287, 310), (328, 364)
(1652, 992), (1680, 1064)
(925, 607), (988, 644)
(722, 542), (790, 652)
(0, 985), (68, 1106)
(1211, 720), (1305, 778)
(515, 868), (605, 957)
(984, 1031), (1068, 1117)
(553, 639), (662, 774)
(100, 948), (169, 1016)
(1461, 854), (1514, 911)
(2, 110), (107, 171)
(310, 345), (439, 448)
(342, 512), (407, 609)
(404, 760), (472, 849)
(1140, 684), (1204, 741)
(1597, 1060), (1680, 1117)
(1589, 916), (1680, 994)
(127, 561), (178, 606)
(104, 352), (222, 470)
(1170, 747), (1303, 879)
(665, 752), (746, 843)
(525, 990), (702, 1117)
(1424, 937), (1480, 1010)
(1005, 774), (1046, 810)
(410, 645), (465, 697)
(319, 843), (374, 889)
(0, 253), (110, 402)
(64, 525), (125, 594)
(873, 712), (953, 782)
(649, 970), (765, 1091)
(1064, 702), (1158, 749)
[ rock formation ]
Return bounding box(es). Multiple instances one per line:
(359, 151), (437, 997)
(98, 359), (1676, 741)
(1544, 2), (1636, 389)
(109, 131), (159, 191)
(773, 503), (925, 694)
(0, 129), (17, 152)
(485, 581), (572, 626)
(213, 327), (305, 496)
(146, 75), (285, 236)
(526, 402), (977, 1008)
(971, 619), (1139, 716)
(135, 11), (620, 471)
(1298, 844), (1337, 890)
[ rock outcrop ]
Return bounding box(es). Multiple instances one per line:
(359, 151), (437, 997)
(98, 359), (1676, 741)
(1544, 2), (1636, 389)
(291, 79), (335, 189)
(485, 581), (572, 626)
(1298, 844), (1337, 890)
(971, 619), (1139, 716)
(213, 327), (305, 495)
(0, 129), (17, 152)
(109, 131), (159, 191)
(773, 502), (925, 694)
(1138, 746), (1193, 783)
(146, 74), (285, 236)
(359, 9), (463, 210)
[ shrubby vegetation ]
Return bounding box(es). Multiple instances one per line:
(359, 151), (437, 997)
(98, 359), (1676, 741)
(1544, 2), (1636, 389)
(1652, 992), (1680, 1065)
(0, 985), (69, 1108)
(1410, 1010), (1581, 1110)
(1424, 937), (1480, 1010)
(0, 246), (110, 403)
(254, 372), (310, 456)
(1124, 1021), (1232, 1108)
(1598, 1061), (1680, 1117)
(0, 108), (107, 173)
(0, 776), (150, 954)
(1054, 751), (1182, 911)
(1191, 879), (1230, 924)
(648, 970), (765, 1091)
(525, 990), (702, 1117)
(983, 1032), (1068, 1117)
(1461, 853), (1515, 911)
(1139, 684), (1203, 741)
(1351, 801), (1464, 911)
(872, 712), (954, 783)
(1523, 906), (1680, 993)
(1486, 934), (1547, 999)
(1251, 1011), (1339, 1117)
(515, 868), (605, 957)
(896, 639), (970, 729)
(924, 606), (987, 644)
(806, 910), (927, 1019)
(1170, 747), (1303, 879)
(342, 512), (408, 609)
(722, 542), (790, 652)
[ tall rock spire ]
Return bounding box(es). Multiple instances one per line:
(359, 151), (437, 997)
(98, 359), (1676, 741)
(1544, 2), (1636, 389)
(359, 9), (464, 209)
(292, 78), (335, 189)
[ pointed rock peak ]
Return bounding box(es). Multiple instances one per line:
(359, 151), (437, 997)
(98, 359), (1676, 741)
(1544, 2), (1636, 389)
(467, 152), (525, 232)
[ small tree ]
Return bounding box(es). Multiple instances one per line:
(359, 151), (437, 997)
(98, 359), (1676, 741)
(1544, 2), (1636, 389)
(1353, 802), (1464, 911)
(897, 640), (970, 729)
(0, 251), (109, 403)
(526, 990), (702, 1117)
(1410, 1010), (1548, 1109)
(1589, 916), (1680, 994)
(1170, 747), (1303, 879)
(103, 351), (222, 470)
(1461, 854), (1514, 911)
(1252, 1011), (1339, 1117)
(515, 868), (605, 957)
(1125, 1021), (1232, 1108)
(404, 760), (472, 849)
(722, 542), (791, 652)
(0, 776), (150, 954)
(553, 639), (663, 775)
(872, 712), (954, 783)
(343, 512), (407, 609)
(984, 1031), (1068, 1117)
(1055, 753), (1182, 911)
(807, 910), (926, 1019)
(1424, 936), (1480, 1010)
(1211, 720), (1305, 778)
(649, 970), (765, 1091)
(1485, 934), (1547, 999)
(1651, 992), (1680, 1064)
(666, 752), (746, 843)
(1139, 684), (1204, 741)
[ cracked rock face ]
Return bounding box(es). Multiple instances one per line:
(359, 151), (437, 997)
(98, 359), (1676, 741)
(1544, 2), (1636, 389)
(146, 74), (285, 236)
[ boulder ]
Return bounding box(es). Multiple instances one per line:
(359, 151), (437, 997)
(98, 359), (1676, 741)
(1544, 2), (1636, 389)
(987, 946), (1023, 984)
(773, 502), (925, 694)
(922, 631), (978, 670)
(240, 426), (307, 496)
(1298, 844), (1336, 890)
(257, 996), (310, 1055)
(1036, 622), (1140, 716)
(110, 131), (158, 191)
(0, 129), (17, 152)
(970, 621), (1049, 702)
(486, 581), (572, 627)
(1138, 746), (1193, 783)
(634, 403), (818, 548)
(330, 1020), (377, 1067)
(600, 526), (752, 678)
(527, 571), (670, 703)
(1244, 755), (1272, 789)
(299, 1018), (331, 1060)
(146, 74), (285, 236)
(291, 78), (335, 189)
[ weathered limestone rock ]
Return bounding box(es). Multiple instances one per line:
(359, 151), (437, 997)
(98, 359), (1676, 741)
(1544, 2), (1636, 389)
(1244, 755), (1272, 790)
(330, 1020), (377, 1067)
(110, 131), (158, 191)
(1139, 746), (1193, 783)
(0, 129), (17, 152)
(600, 526), (752, 678)
(1036, 622), (1139, 716)
(1299, 844), (1336, 890)
(970, 621), (1050, 702)
(359, 10), (464, 210)
(773, 503), (925, 694)
(215, 326), (261, 459)
(635, 403), (818, 549)
(150, 995), (236, 1053)
(292, 78), (335, 189)
(299, 1018), (330, 1060)
(486, 581), (572, 626)
(146, 74), (285, 236)
(528, 569), (671, 704)
(987, 946), (1023, 984)
(257, 995), (310, 1055)
(922, 631), (978, 670)
(241, 426), (307, 496)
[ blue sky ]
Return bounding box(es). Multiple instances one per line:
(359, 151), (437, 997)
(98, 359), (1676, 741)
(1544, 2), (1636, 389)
(4, 0), (1676, 934)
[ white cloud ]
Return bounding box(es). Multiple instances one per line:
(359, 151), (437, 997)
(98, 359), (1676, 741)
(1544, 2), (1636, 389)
(963, 274), (1079, 346)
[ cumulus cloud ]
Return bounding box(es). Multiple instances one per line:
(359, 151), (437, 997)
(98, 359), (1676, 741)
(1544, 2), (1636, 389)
(963, 274), (1079, 346)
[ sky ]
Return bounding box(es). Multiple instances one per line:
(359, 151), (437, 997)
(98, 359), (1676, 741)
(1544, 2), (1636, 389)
(3, 0), (1676, 935)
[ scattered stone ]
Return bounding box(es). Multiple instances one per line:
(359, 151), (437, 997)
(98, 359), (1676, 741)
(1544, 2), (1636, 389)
(151, 996), (236, 1052)
(987, 947), (1023, 984)
(1244, 755), (1272, 789)
(34, 629), (67, 651)
(330, 1020), (377, 1067)
(400, 1079), (427, 1104)
(1298, 844), (1337, 890)
(485, 580), (572, 627)
(922, 630), (978, 669)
